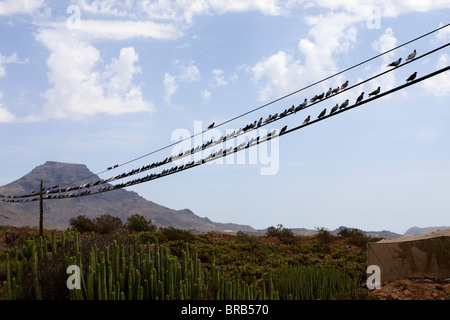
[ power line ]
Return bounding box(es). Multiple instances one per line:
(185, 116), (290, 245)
(3, 64), (449, 203)
(2, 38), (449, 200)
(42, 23), (450, 190)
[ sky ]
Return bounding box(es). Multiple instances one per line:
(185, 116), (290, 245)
(1, 0), (450, 234)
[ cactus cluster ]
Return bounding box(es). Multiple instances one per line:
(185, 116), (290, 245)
(64, 234), (277, 300)
(1, 228), (363, 300)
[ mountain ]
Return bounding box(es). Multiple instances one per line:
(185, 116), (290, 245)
(404, 226), (450, 236)
(0, 161), (256, 233)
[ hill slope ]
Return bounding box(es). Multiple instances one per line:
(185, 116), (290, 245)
(0, 161), (256, 233)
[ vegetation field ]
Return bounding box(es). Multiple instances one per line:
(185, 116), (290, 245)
(0, 215), (379, 300)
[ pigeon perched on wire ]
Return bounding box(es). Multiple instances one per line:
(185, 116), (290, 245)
(332, 86), (340, 94)
(299, 98), (307, 109)
(406, 49), (416, 61)
(303, 115), (310, 125)
(316, 92), (325, 100)
(355, 92), (364, 105)
(310, 94), (319, 103)
(317, 108), (327, 119)
(326, 87), (332, 98)
(280, 125), (288, 135)
(208, 122), (215, 129)
(339, 99), (349, 110)
(387, 58), (402, 67)
(368, 87), (380, 97)
(406, 72), (417, 83)
(330, 104), (338, 115)
(340, 80), (349, 90)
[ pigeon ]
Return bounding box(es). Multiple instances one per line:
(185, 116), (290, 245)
(406, 49), (416, 61)
(332, 86), (340, 94)
(387, 58), (402, 67)
(280, 125), (288, 135)
(303, 115), (310, 125)
(368, 87), (380, 97)
(316, 92), (325, 100)
(339, 99), (349, 110)
(208, 122), (215, 129)
(317, 108), (327, 119)
(310, 94), (319, 103)
(288, 105), (295, 113)
(294, 105), (303, 113)
(330, 104), (338, 115)
(263, 115), (272, 124)
(406, 72), (417, 83)
(340, 80), (349, 90)
(299, 98), (307, 108)
(257, 117), (263, 127)
(355, 92), (364, 105)
(326, 87), (332, 98)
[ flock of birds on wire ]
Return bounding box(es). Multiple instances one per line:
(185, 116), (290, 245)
(1, 50), (418, 203)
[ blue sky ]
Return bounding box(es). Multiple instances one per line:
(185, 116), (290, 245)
(1, 0), (450, 234)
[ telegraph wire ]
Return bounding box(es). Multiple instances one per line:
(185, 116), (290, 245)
(2, 39), (449, 201)
(38, 23), (450, 191)
(3, 64), (449, 203)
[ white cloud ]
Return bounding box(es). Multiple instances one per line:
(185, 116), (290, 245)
(251, 50), (304, 101)
(163, 73), (179, 105)
(201, 89), (211, 103)
(370, 27), (398, 91)
(209, 69), (227, 88)
(29, 29), (154, 121)
(0, 92), (15, 123)
(422, 53), (450, 96)
(139, 0), (282, 24)
(0, 0), (44, 16)
(163, 60), (200, 105)
(0, 52), (27, 77)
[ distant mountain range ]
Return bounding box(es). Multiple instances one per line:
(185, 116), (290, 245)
(0, 161), (447, 239)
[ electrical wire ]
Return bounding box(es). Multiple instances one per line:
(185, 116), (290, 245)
(36, 23), (450, 191)
(2, 37), (449, 200)
(3, 64), (449, 203)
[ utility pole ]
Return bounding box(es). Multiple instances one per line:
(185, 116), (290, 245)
(39, 179), (44, 237)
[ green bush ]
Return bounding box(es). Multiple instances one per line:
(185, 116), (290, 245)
(125, 214), (156, 232)
(265, 224), (297, 245)
(68, 215), (96, 233)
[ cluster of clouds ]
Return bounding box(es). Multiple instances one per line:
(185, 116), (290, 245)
(0, 0), (449, 123)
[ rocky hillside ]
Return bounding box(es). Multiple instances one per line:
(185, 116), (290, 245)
(0, 161), (256, 233)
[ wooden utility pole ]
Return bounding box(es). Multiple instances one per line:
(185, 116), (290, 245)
(39, 179), (44, 237)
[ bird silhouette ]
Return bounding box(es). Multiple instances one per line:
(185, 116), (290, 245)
(316, 92), (325, 100)
(340, 80), (349, 90)
(332, 86), (340, 94)
(339, 99), (349, 110)
(406, 49), (416, 61)
(387, 58), (402, 67)
(317, 108), (327, 119)
(330, 104), (338, 115)
(208, 122), (215, 129)
(355, 92), (364, 105)
(288, 105), (295, 113)
(406, 72), (417, 83)
(299, 98), (307, 108)
(280, 125), (288, 135)
(303, 115), (310, 125)
(310, 94), (319, 103)
(326, 87), (332, 98)
(368, 87), (380, 97)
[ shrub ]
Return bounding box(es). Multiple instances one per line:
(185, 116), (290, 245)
(159, 226), (196, 242)
(265, 224), (297, 245)
(338, 228), (376, 248)
(125, 214), (156, 232)
(68, 215), (96, 233)
(93, 214), (124, 234)
(235, 231), (257, 244)
(315, 227), (334, 248)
